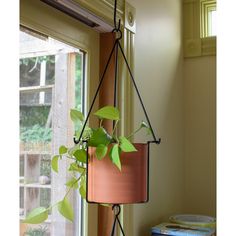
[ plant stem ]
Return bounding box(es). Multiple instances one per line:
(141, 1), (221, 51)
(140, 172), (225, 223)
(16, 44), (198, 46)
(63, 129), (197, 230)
(47, 201), (60, 211)
(112, 120), (119, 137)
(99, 119), (103, 127)
(127, 126), (142, 140)
(46, 170), (85, 212)
(64, 170), (85, 199)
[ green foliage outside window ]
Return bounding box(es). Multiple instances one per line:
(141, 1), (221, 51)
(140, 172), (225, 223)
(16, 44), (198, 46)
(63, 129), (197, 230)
(20, 125), (52, 143)
(40, 189), (51, 214)
(75, 54), (82, 111)
(24, 225), (49, 236)
(20, 106), (51, 127)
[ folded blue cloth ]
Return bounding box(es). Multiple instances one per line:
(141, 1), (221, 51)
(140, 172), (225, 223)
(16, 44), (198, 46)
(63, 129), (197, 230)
(151, 223), (215, 236)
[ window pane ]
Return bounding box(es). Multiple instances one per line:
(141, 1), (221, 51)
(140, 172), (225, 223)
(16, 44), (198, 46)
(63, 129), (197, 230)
(209, 10), (217, 36)
(75, 54), (82, 110)
(20, 28), (85, 236)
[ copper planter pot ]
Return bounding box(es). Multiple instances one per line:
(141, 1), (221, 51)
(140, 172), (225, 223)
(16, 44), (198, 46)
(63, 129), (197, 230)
(86, 143), (149, 204)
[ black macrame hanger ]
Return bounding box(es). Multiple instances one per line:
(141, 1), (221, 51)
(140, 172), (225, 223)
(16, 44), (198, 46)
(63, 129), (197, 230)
(74, 1), (161, 235)
(110, 205), (125, 236)
(74, 0), (161, 145)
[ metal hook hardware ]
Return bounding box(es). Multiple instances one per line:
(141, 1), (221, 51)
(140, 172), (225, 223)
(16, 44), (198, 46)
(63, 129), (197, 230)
(110, 204), (125, 236)
(113, 0), (121, 32)
(73, 0), (161, 145)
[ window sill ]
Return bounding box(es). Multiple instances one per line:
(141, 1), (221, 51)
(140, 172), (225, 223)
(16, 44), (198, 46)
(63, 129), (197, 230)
(184, 36), (216, 58)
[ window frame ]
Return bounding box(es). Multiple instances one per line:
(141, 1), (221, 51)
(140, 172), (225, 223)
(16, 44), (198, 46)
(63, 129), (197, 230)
(183, 0), (216, 58)
(20, 0), (100, 235)
(200, 0), (217, 38)
(19, 27), (87, 236)
(20, 0), (137, 235)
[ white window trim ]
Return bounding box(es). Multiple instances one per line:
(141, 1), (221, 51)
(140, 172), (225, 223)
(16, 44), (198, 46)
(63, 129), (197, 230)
(183, 0), (216, 58)
(200, 0), (216, 38)
(20, 1), (100, 235)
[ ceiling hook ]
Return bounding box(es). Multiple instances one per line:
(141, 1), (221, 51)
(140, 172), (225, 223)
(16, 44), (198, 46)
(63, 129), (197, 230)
(113, 0), (120, 31)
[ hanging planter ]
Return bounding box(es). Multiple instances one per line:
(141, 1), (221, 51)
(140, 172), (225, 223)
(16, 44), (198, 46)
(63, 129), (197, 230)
(70, 105), (156, 205)
(72, 105), (154, 204)
(73, 105), (158, 205)
(87, 141), (149, 204)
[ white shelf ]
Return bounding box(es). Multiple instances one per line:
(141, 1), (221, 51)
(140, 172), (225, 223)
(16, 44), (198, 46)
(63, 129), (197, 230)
(20, 84), (54, 92)
(20, 151), (51, 155)
(20, 183), (51, 189)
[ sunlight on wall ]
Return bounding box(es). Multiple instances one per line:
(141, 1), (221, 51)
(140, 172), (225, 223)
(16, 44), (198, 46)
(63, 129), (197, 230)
(128, 0), (184, 235)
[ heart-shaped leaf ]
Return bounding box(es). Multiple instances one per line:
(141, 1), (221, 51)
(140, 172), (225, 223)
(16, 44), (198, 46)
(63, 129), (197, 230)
(73, 149), (87, 163)
(109, 144), (121, 171)
(95, 144), (108, 160)
(88, 128), (112, 147)
(94, 106), (120, 120)
(79, 177), (86, 199)
(75, 125), (92, 140)
(23, 207), (48, 224)
(65, 177), (79, 189)
(70, 109), (84, 123)
(51, 155), (60, 173)
(59, 145), (68, 155)
(68, 143), (83, 155)
(58, 197), (74, 222)
(119, 136), (137, 152)
(68, 163), (85, 173)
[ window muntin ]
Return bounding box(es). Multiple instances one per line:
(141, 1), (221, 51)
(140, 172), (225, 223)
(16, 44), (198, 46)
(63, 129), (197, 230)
(200, 0), (217, 38)
(208, 9), (217, 36)
(20, 28), (85, 236)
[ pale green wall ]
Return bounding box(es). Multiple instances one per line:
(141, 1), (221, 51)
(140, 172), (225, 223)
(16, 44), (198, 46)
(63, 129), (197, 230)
(127, 0), (216, 235)
(21, 0), (216, 234)
(128, 0), (184, 235)
(184, 56), (216, 217)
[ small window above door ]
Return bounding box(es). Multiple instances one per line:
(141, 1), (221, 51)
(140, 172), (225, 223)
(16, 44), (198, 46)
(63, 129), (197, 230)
(200, 0), (217, 38)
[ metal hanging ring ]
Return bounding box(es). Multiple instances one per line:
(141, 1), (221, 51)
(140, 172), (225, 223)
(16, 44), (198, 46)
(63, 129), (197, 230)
(112, 28), (122, 41)
(116, 29), (122, 40)
(112, 204), (121, 216)
(73, 137), (79, 144)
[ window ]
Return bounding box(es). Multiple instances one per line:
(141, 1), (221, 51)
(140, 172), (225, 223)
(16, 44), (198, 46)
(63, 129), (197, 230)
(208, 8), (217, 36)
(20, 0), (101, 234)
(200, 0), (217, 38)
(20, 27), (85, 236)
(183, 0), (216, 57)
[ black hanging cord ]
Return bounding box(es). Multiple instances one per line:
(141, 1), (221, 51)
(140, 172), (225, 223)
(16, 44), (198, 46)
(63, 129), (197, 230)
(112, 0), (122, 41)
(74, 0), (161, 145)
(117, 42), (161, 144)
(110, 204), (126, 236)
(74, 40), (118, 144)
(114, 42), (119, 108)
(113, 42), (119, 129)
(74, 1), (161, 236)
(112, 0), (121, 33)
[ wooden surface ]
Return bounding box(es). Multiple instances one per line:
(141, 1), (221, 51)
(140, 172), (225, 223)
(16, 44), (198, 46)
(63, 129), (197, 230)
(99, 32), (116, 131)
(52, 53), (69, 235)
(97, 32), (116, 236)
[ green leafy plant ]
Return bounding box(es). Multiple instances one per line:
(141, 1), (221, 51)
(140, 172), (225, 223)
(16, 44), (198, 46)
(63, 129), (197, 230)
(24, 106), (150, 224)
(24, 225), (49, 236)
(20, 125), (52, 143)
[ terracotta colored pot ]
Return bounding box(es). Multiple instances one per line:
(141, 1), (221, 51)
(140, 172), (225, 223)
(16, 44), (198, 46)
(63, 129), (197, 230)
(87, 143), (149, 204)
